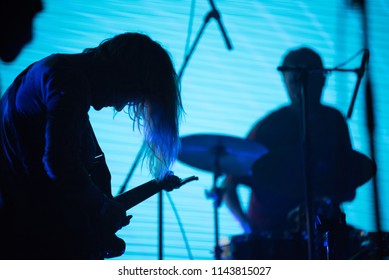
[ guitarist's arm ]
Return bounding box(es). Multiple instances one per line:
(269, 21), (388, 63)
(103, 173), (198, 258)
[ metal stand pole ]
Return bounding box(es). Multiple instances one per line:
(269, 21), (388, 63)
(205, 146), (224, 260)
(298, 71), (315, 260)
(119, 2), (232, 260)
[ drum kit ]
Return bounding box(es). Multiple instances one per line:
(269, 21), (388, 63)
(177, 133), (384, 260)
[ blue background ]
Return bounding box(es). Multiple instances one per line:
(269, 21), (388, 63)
(1, 0), (388, 260)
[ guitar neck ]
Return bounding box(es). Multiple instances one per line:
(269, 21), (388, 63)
(114, 180), (162, 211)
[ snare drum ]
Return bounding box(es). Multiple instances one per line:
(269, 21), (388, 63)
(221, 231), (307, 260)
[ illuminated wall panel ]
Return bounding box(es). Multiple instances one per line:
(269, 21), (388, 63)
(1, 0), (388, 260)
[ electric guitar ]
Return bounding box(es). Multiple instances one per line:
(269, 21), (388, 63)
(103, 173), (198, 258)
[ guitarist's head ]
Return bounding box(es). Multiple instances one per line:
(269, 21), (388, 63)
(84, 32), (183, 181)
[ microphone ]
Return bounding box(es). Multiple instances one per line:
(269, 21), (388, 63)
(208, 0), (233, 50)
(358, 48), (369, 78)
(346, 48), (370, 119)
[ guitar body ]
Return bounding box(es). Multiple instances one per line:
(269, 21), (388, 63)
(100, 180), (164, 258)
(100, 180), (163, 259)
(102, 233), (127, 259)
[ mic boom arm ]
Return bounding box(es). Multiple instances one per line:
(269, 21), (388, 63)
(277, 48), (369, 120)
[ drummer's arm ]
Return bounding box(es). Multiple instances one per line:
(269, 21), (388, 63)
(221, 176), (252, 234)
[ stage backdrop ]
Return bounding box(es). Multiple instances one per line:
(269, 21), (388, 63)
(1, 0), (388, 260)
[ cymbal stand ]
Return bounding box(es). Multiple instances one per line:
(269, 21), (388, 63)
(118, 5), (220, 257)
(315, 207), (348, 259)
(178, 4), (231, 80)
(178, 2), (232, 260)
(205, 145), (224, 260)
(120, 2), (232, 260)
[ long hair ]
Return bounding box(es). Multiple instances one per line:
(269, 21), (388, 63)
(84, 32), (183, 181)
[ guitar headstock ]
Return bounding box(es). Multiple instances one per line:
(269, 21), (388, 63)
(162, 171), (199, 192)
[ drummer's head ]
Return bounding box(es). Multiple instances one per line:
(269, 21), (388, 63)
(280, 47), (326, 108)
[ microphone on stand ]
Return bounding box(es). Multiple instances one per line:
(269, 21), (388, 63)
(208, 0), (233, 50)
(346, 48), (370, 119)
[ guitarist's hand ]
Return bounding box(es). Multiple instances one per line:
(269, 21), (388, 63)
(96, 197), (132, 259)
(100, 196), (131, 234)
(162, 171), (199, 192)
(162, 171), (182, 192)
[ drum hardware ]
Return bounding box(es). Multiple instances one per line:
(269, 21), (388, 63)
(221, 232), (308, 260)
(286, 199), (372, 260)
(177, 133), (375, 260)
(205, 144), (223, 260)
(178, 133), (268, 259)
(221, 225), (372, 260)
(178, 134), (268, 177)
(257, 154), (368, 259)
(367, 232), (389, 259)
(277, 58), (377, 259)
(315, 211), (348, 260)
(350, 232), (389, 260)
(252, 145), (375, 259)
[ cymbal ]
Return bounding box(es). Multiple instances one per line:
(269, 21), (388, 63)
(178, 134), (268, 177)
(251, 147), (376, 201)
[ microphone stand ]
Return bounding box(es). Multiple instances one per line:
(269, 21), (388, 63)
(177, 2), (232, 260)
(317, 64), (367, 120)
(297, 70), (315, 260)
(178, 3), (232, 80)
(280, 67), (351, 260)
(281, 64), (374, 259)
(331, 0), (383, 258)
(205, 145), (224, 260)
(345, 49), (369, 119)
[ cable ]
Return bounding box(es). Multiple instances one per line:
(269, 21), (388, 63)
(166, 192), (194, 259)
(155, 0), (198, 260)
